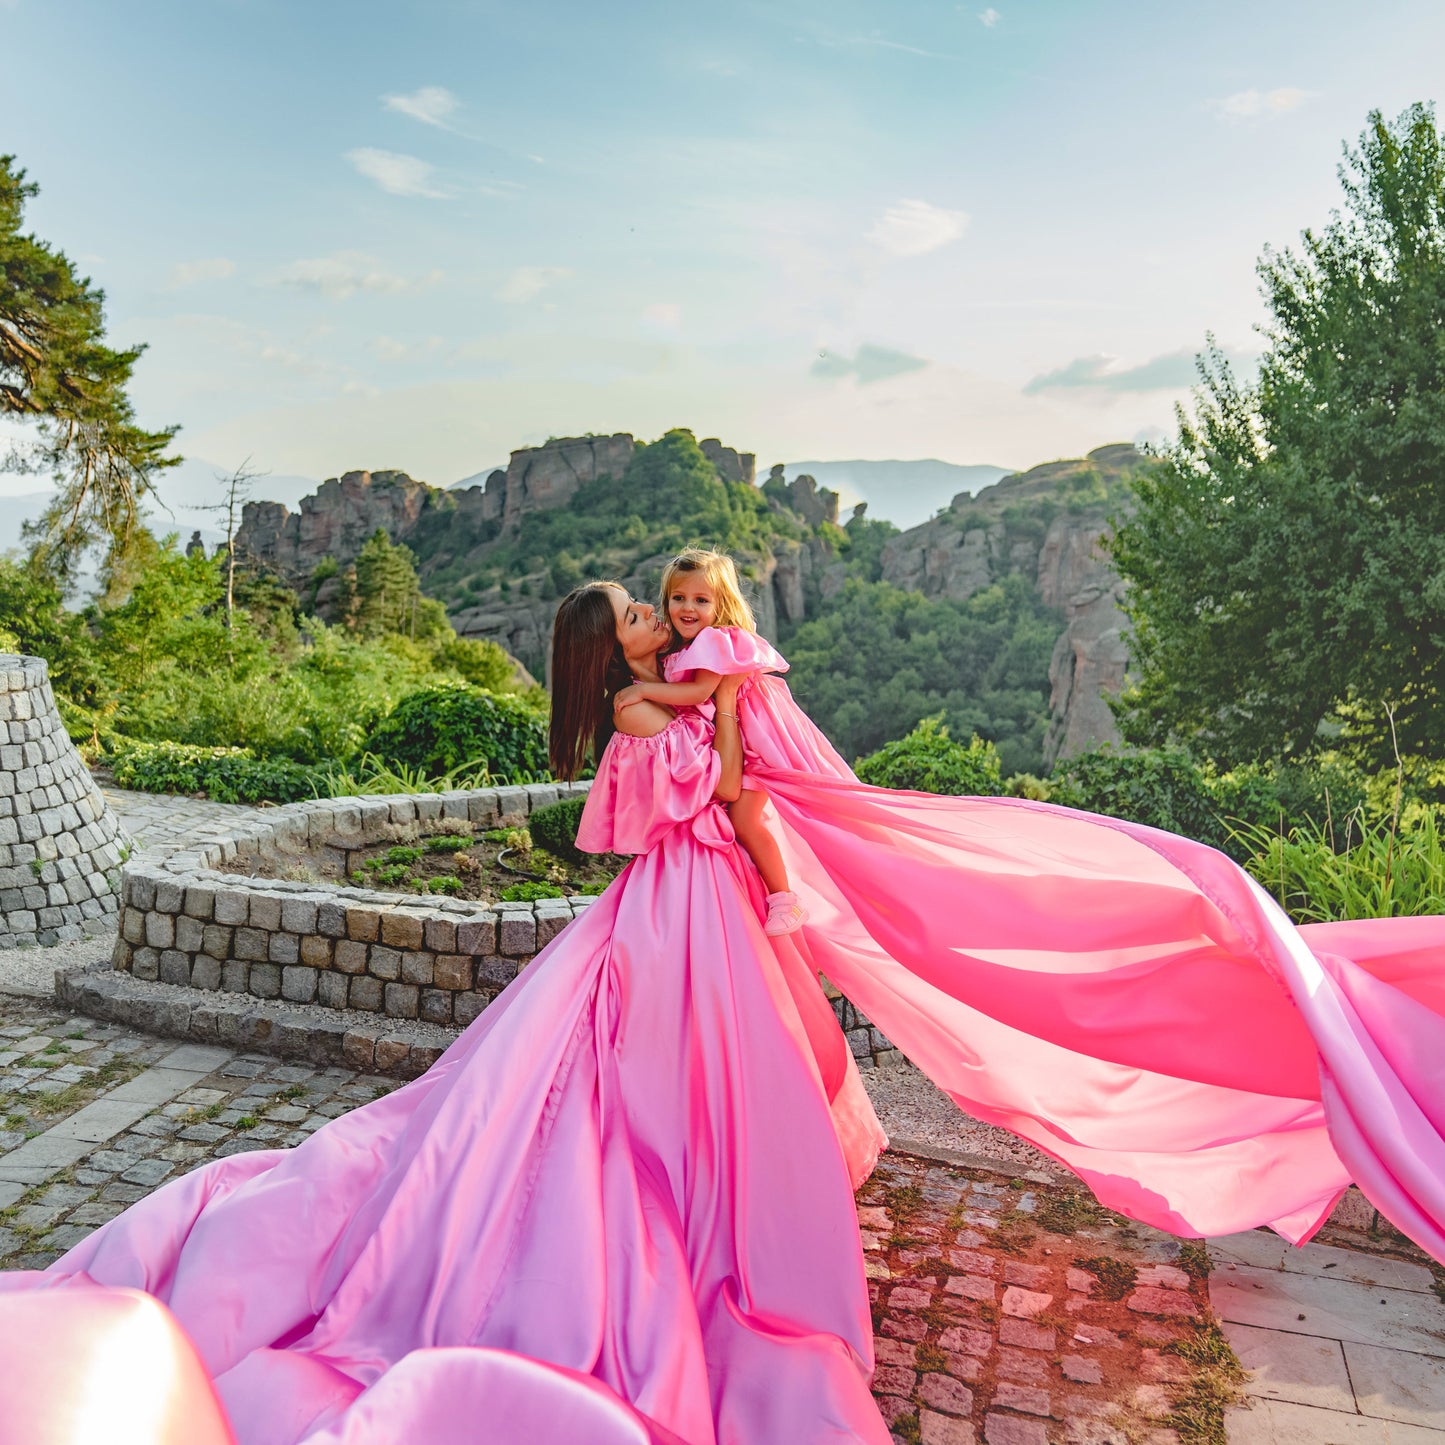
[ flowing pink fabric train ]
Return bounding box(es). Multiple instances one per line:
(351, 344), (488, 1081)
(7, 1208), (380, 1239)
(1, 715), (892, 1445)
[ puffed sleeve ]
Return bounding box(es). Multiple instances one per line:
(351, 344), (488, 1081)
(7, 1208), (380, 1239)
(575, 713), (727, 855)
(665, 626), (789, 678)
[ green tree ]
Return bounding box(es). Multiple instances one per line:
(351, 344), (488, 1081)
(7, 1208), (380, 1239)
(1, 156), (179, 579)
(855, 717), (1003, 794)
(343, 529), (451, 641)
(1110, 104), (1445, 766)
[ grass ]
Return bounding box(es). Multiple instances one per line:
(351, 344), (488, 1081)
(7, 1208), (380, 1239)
(1074, 1255), (1138, 1301)
(915, 1342), (948, 1373)
(1177, 1240), (1213, 1280)
(990, 1210), (1037, 1255)
(882, 1183), (924, 1218)
(1034, 1187), (1109, 1234)
(234, 1115), (259, 1130)
(1164, 1317), (1249, 1445)
(25, 1056), (146, 1119)
(891, 1413), (921, 1444)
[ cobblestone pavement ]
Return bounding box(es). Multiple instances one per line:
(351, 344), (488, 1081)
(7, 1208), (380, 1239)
(100, 782), (261, 858)
(0, 994), (1307, 1444)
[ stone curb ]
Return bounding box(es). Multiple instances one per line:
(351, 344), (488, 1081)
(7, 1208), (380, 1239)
(56, 960), (458, 1079)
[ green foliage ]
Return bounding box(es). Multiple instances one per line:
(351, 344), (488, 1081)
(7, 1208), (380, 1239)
(362, 684), (548, 783)
(338, 530), (452, 642)
(1047, 747), (1232, 850)
(782, 575), (1061, 773)
(854, 717), (1003, 795)
(1236, 807), (1445, 922)
(1110, 104), (1445, 768)
(109, 741), (324, 805)
(527, 796), (587, 859)
(1, 155), (180, 581)
(499, 880), (566, 901)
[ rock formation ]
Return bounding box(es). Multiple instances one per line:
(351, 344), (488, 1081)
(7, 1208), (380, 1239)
(879, 445), (1142, 762)
(0, 656), (129, 947)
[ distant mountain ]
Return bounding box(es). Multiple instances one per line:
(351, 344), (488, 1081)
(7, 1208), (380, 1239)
(784, 459), (1014, 531)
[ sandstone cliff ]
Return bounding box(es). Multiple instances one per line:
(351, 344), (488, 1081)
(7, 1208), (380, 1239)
(879, 444), (1141, 763)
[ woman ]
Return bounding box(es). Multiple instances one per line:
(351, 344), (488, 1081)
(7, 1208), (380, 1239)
(0, 580), (894, 1444)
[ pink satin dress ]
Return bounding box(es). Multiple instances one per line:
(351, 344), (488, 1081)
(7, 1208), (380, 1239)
(0, 713), (891, 1445)
(662, 627), (856, 784)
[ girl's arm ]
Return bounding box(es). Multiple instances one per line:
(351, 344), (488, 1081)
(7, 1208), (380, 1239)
(614, 669), (722, 711)
(710, 675), (744, 802)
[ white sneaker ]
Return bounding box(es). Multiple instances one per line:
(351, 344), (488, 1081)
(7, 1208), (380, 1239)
(763, 891), (807, 936)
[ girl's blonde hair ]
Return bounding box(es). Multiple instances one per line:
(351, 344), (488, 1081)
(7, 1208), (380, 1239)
(659, 548), (756, 635)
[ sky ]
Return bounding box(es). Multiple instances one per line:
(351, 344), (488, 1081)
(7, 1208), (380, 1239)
(4, 0), (1444, 502)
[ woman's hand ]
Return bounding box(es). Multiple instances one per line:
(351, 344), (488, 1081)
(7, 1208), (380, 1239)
(714, 674), (743, 712)
(711, 675), (744, 802)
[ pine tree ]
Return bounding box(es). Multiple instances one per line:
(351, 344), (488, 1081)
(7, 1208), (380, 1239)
(1, 155), (179, 580)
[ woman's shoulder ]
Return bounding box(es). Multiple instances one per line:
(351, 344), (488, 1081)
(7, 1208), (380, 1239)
(611, 697), (677, 738)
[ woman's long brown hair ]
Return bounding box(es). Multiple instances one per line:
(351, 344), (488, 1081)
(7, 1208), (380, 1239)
(549, 583), (632, 779)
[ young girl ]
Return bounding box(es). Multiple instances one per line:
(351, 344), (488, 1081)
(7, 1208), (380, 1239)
(614, 547), (856, 935)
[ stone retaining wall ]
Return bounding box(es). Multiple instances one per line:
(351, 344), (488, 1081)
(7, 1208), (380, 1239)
(94, 781), (900, 1077)
(1, 655), (128, 947)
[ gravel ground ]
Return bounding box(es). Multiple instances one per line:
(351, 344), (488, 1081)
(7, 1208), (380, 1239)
(861, 1060), (1060, 1175)
(0, 931), (113, 999)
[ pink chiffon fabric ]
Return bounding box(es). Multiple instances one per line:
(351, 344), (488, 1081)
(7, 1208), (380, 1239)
(662, 626), (856, 784)
(1, 713), (891, 1445)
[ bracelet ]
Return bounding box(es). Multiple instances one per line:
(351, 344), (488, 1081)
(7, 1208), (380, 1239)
(716, 710), (739, 721)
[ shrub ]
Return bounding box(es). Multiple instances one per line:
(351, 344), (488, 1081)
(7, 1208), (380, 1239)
(109, 741), (325, 805)
(499, 881), (566, 901)
(528, 797), (587, 859)
(362, 684), (548, 783)
(1235, 808), (1445, 922)
(1047, 746), (1227, 850)
(855, 718), (1003, 796)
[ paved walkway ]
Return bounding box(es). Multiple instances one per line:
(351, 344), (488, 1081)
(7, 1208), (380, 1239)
(3, 784), (1444, 1442)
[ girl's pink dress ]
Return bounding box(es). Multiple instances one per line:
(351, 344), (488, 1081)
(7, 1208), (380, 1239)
(3, 711), (1445, 1441)
(662, 626), (855, 784)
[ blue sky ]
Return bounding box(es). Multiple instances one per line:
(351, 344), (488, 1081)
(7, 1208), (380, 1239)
(4, 0), (1444, 497)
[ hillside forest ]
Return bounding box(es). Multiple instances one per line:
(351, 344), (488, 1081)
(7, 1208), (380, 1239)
(3, 104), (1444, 925)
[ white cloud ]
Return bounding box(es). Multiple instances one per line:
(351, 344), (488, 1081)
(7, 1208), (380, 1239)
(267, 251), (443, 301)
(166, 257), (236, 289)
(382, 85), (460, 129)
(495, 265), (573, 303)
(346, 147), (448, 198)
(979, 8), (1000, 26)
(812, 344), (929, 385)
(866, 198), (970, 257)
(1213, 87), (1312, 119)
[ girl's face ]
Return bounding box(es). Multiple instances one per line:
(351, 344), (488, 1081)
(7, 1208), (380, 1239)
(609, 586), (669, 663)
(667, 576), (717, 641)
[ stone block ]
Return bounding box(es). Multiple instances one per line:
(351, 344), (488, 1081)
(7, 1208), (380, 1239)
(434, 954), (472, 990)
(158, 950), (191, 985)
(131, 946), (160, 981)
(316, 899), (347, 937)
(174, 914), (205, 953)
(234, 927), (270, 962)
(346, 908), (381, 942)
(918, 1374), (975, 1417)
(983, 1416), (1047, 1445)
(498, 914), (536, 956)
(201, 924), (232, 959)
(249, 894), (282, 930)
(384, 982), (420, 1018)
(280, 896), (318, 934)
(380, 911), (425, 949)
(220, 960), (250, 994)
(475, 955), (517, 987)
(455, 916), (496, 955)
(282, 966), (318, 1003)
(374, 1035), (410, 1071)
(342, 1031), (376, 1070)
(401, 950), (434, 986)
(268, 931), (300, 965)
(249, 963), (281, 999)
(334, 939), (368, 974)
(183, 884), (216, 920)
(1127, 1287), (1198, 1319)
(153, 877), (184, 912)
(120, 908), (145, 945)
(536, 913), (570, 947)
(127, 872), (157, 911)
(299, 934), (332, 967)
(110, 937), (133, 970)
(420, 989), (453, 1024)
(190, 956), (222, 991)
(998, 1319), (1056, 1351)
(144, 911), (175, 948)
(317, 972), (349, 1010)
(409, 1044), (445, 1073)
(369, 946), (401, 981)
(454, 991), (489, 1026)
(423, 915), (457, 952)
(349, 976), (382, 1012)
(919, 1410), (975, 1445)
(213, 889), (249, 926)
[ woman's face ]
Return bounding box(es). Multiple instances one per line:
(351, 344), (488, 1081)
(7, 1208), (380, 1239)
(608, 586), (669, 663)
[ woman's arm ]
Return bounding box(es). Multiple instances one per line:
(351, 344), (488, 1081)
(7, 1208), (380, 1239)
(711, 674), (744, 803)
(615, 670), (721, 711)
(612, 697), (677, 739)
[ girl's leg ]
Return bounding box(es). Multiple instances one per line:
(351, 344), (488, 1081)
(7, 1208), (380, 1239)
(729, 788), (791, 895)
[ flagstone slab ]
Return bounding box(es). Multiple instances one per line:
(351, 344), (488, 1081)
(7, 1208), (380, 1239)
(1345, 1342), (1445, 1431)
(1221, 1321), (1354, 1412)
(1212, 1231), (1437, 1293)
(1226, 1397), (1445, 1444)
